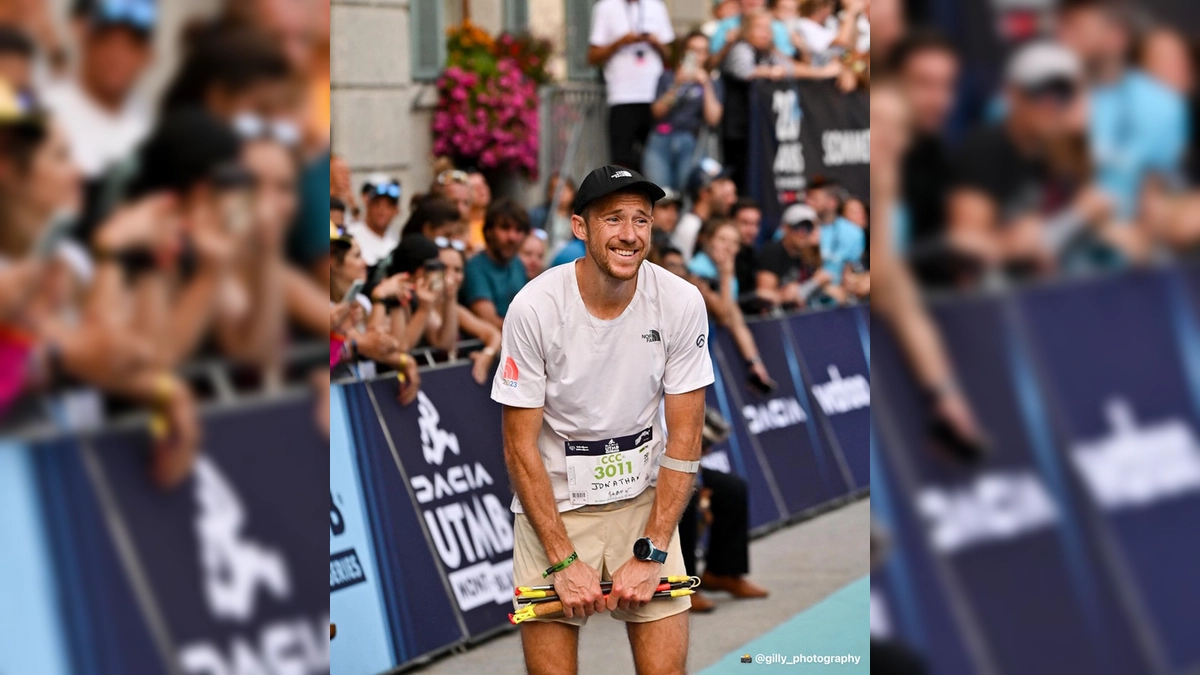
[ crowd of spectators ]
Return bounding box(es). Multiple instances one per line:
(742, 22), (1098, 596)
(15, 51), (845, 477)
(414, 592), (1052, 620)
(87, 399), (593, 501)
(0, 0), (331, 483)
(878, 0), (1200, 291)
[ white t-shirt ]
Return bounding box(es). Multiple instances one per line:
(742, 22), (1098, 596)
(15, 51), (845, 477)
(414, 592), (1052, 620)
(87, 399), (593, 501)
(590, 0), (676, 106)
(41, 81), (151, 180)
(492, 260), (714, 513)
(346, 221), (401, 266)
(672, 212), (703, 263)
(796, 16), (841, 65)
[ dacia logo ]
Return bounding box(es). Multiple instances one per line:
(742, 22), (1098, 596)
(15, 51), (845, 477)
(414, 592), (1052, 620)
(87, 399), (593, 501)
(611, 170), (632, 178)
(642, 329), (661, 343)
(605, 439), (620, 454)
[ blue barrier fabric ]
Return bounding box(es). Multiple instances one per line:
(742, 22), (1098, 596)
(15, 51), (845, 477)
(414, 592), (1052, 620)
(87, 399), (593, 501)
(873, 266), (1200, 674)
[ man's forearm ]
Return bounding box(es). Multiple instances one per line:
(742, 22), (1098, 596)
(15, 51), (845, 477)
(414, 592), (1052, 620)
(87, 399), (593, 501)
(506, 441), (575, 563)
(643, 444), (700, 549)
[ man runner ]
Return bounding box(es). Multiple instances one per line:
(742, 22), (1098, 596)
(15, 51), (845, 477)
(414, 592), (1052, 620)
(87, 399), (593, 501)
(494, 166), (714, 675)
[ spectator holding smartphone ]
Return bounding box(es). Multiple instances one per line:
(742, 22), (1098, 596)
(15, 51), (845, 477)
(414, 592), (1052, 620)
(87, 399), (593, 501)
(643, 30), (724, 192)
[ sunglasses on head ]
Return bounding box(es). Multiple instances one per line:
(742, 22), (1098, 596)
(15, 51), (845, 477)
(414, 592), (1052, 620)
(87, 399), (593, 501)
(433, 236), (466, 252)
(92, 0), (157, 32)
(232, 113), (301, 147)
(369, 182), (401, 201)
(437, 170), (470, 186)
(1024, 78), (1078, 105)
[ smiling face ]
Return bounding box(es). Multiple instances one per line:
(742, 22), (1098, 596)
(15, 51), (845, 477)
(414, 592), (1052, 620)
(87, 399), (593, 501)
(575, 190), (653, 282)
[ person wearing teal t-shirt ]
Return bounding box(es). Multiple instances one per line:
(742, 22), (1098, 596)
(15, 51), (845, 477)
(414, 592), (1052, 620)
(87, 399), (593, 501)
(463, 199), (529, 328)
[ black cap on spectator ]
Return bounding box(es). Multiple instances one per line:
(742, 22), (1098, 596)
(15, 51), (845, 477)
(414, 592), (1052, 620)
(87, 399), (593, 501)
(386, 235), (441, 276)
(128, 107), (247, 198)
(0, 25), (35, 57)
(573, 165), (666, 216)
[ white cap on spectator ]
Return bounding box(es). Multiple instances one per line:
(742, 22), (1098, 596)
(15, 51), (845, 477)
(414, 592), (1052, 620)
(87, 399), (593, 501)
(1006, 41), (1082, 89)
(781, 203), (819, 228)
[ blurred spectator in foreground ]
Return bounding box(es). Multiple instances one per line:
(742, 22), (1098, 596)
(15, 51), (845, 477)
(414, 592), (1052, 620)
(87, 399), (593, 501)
(651, 187), (682, 251)
(891, 29), (958, 253)
(1057, 0), (1188, 220)
(463, 198), (530, 329)
(435, 241), (501, 384)
(720, 10), (797, 191)
(675, 157), (737, 261)
(465, 167), (491, 251)
(643, 29), (723, 192)
(347, 173), (401, 266)
(518, 229), (547, 281)
(806, 176), (864, 283)
(588, 0), (674, 172)
(870, 0), (905, 65)
(708, 0), (797, 70)
(688, 219), (776, 390)
(0, 24), (34, 98)
(44, 0), (154, 181)
(872, 78), (987, 463)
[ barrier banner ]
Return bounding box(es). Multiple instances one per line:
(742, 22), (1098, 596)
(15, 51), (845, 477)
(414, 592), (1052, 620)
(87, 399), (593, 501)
(746, 79), (805, 240)
(704, 340), (789, 530)
(340, 382), (467, 662)
(787, 307), (871, 489)
(330, 386), (403, 675)
(88, 399), (331, 675)
(720, 322), (849, 517)
(872, 297), (1154, 675)
(1017, 270), (1200, 673)
(795, 79), (870, 202)
(0, 439), (161, 675)
(869, 431), (980, 675)
(366, 367), (516, 640)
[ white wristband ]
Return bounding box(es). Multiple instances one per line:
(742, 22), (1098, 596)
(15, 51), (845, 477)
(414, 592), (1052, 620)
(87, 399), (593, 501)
(659, 455), (700, 474)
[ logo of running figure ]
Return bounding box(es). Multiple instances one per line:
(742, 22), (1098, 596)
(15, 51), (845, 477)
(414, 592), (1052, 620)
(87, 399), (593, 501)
(642, 329), (661, 343)
(501, 356), (519, 388)
(605, 439), (620, 454)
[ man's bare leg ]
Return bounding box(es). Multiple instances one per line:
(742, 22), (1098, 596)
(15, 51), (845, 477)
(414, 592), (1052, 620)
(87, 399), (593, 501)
(627, 611), (689, 675)
(521, 620), (580, 675)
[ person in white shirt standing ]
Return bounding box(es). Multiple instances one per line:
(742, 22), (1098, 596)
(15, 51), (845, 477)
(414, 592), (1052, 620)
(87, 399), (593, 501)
(495, 165), (714, 675)
(42, 0), (155, 181)
(588, 0), (675, 173)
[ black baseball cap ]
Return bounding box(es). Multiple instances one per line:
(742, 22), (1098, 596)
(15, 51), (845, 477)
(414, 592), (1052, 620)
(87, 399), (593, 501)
(572, 165), (666, 216)
(386, 235), (441, 276)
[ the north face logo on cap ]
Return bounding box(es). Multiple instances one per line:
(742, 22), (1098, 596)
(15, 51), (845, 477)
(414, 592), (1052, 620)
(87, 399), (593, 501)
(501, 356), (519, 388)
(611, 170), (632, 178)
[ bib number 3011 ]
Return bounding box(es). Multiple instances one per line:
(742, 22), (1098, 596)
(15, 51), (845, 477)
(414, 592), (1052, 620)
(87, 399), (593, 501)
(565, 427), (654, 506)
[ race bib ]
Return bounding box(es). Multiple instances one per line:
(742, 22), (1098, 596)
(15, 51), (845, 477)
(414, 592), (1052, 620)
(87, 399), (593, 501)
(565, 427), (654, 506)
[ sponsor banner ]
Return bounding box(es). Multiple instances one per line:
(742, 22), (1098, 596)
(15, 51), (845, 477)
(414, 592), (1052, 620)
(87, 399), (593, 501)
(88, 400), (331, 675)
(746, 79), (869, 243)
(30, 436), (165, 675)
(0, 441), (74, 675)
(365, 366), (516, 639)
(872, 294), (1156, 674)
(1017, 270), (1200, 672)
(787, 307), (871, 489)
(721, 321), (850, 516)
(330, 386), (398, 675)
(340, 382), (467, 661)
(704, 337), (789, 530)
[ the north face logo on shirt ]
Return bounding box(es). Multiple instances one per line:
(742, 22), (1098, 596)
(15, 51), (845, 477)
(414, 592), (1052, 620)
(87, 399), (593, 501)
(611, 170), (632, 178)
(501, 356), (519, 388)
(642, 329), (661, 343)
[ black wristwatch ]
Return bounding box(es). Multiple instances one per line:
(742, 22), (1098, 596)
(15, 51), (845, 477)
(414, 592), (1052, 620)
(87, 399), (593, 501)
(633, 537), (667, 564)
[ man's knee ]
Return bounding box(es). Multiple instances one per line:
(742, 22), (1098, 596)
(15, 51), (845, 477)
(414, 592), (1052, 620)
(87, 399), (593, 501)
(521, 621), (579, 675)
(627, 612), (689, 675)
